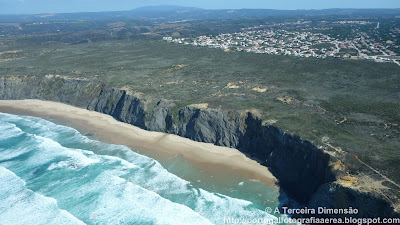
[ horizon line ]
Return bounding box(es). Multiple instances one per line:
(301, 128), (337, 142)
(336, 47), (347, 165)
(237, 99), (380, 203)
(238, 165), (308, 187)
(0, 5), (399, 16)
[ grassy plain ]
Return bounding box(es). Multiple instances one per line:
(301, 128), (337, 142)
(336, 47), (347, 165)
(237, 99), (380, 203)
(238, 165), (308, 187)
(0, 38), (399, 186)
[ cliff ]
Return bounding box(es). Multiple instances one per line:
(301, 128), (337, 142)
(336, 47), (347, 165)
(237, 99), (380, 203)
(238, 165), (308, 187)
(1, 75), (398, 221)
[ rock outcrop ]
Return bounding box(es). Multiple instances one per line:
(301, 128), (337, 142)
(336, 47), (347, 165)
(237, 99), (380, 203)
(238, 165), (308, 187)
(1, 75), (398, 221)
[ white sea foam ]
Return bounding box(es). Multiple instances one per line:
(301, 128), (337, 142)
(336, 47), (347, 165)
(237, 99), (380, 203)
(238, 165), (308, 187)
(0, 121), (24, 141)
(0, 112), (279, 225)
(67, 171), (214, 225)
(0, 167), (85, 225)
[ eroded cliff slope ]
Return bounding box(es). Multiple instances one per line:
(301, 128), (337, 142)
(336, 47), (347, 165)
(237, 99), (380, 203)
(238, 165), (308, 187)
(1, 75), (398, 221)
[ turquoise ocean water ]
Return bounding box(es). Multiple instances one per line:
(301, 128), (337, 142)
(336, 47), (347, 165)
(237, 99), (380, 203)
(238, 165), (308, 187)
(0, 112), (290, 225)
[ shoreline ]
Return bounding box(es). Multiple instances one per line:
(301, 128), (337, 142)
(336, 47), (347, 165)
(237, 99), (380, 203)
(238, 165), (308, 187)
(0, 99), (277, 187)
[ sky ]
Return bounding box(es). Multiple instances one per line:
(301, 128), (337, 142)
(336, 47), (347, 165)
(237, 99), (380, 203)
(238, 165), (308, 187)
(0, 0), (399, 14)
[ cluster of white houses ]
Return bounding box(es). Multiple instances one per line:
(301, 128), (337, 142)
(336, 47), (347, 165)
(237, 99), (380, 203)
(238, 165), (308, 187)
(164, 25), (398, 64)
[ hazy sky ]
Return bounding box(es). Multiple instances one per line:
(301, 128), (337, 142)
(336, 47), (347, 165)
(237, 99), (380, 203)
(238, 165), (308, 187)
(0, 0), (399, 14)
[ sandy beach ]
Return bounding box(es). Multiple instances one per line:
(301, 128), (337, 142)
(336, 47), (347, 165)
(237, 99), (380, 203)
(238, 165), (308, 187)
(0, 99), (277, 186)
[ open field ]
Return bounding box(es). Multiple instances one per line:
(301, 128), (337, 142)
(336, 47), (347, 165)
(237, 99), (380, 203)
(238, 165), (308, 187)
(0, 37), (399, 187)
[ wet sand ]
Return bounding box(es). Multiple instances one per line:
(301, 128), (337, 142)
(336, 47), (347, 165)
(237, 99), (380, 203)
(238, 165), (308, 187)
(0, 99), (277, 186)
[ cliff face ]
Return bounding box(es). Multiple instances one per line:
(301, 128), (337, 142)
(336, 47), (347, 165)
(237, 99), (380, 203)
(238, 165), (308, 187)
(1, 76), (398, 220)
(309, 182), (397, 219)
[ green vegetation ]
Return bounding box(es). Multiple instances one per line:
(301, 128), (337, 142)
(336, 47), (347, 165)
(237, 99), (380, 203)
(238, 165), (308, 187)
(1, 38), (399, 185)
(311, 43), (335, 49)
(0, 9), (399, 193)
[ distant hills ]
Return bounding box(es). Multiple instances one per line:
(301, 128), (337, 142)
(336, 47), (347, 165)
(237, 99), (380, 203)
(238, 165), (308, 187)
(132, 5), (205, 12)
(0, 5), (399, 23)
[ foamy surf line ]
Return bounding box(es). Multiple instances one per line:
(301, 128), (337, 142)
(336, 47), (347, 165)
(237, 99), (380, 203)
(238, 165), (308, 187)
(0, 112), (280, 224)
(0, 99), (276, 186)
(0, 167), (85, 225)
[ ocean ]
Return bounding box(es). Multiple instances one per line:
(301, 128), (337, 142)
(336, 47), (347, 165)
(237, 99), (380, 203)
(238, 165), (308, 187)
(0, 112), (290, 225)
